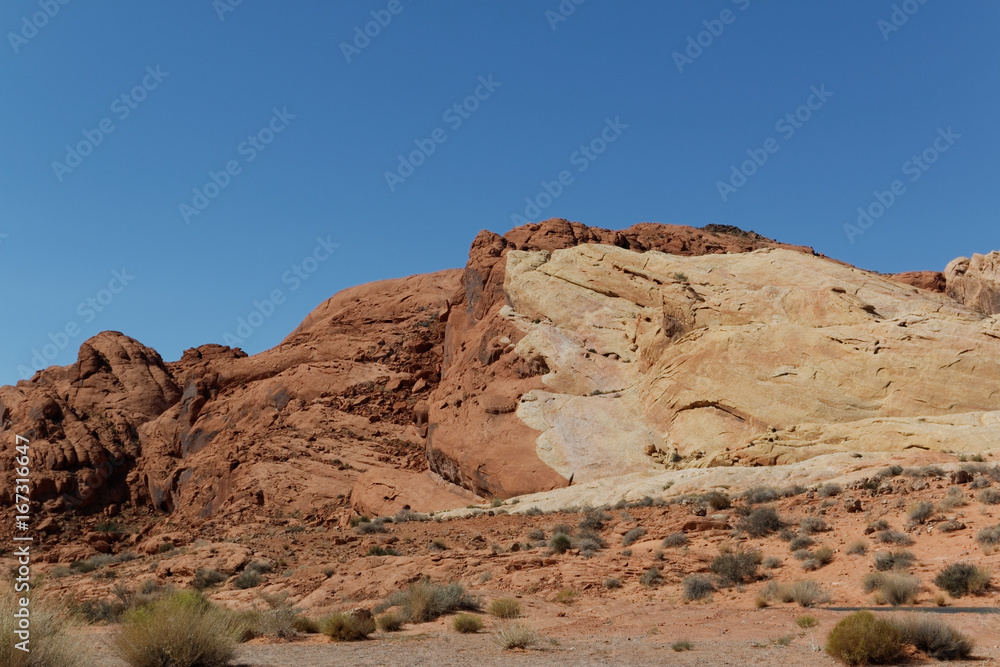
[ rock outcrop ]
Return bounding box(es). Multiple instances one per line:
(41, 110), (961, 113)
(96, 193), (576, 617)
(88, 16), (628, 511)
(945, 251), (1000, 315)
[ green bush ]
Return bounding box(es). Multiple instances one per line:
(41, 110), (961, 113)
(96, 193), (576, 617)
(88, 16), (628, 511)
(375, 578), (480, 623)
(112, 592), (246, 667)
(711, 549), (761, 585)
(489, 598), (521, 619)
(825, 611), (903, 665)
(452, 613), (483, 633)
(375, 610), (403, 632)
(934, 562), (990, 598)
(320, 612), (375, 641)
(891, 614), (974, 661)
(736, 507), (782, 537)
(549, 533), (572, 554)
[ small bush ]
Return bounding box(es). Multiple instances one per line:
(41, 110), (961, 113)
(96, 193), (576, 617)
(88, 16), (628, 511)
(876, 465), (903, 479)
(494, 621), (538, 650)
(672, 640), (693, 651)
(938, 487), (968, 510)
(764, 580), (829, 607)
(354, 517), (389, 534)
(793, 549), (812, 561)
(971, 475), (992, 489)
(452, 613), (483, 634)
(875, 530), (914, 546)
(320, 612), (375, 642)
(603, 577), (621, 589)
(934, 562), (990, 598)
(375, 611), (403, 632)
(763, 556), (782, 569)
(908, 501), (934, 524)
(232, 568), (262, 589)
(796, 615), (819, 629)
(847, 540), (868, 556)
(817, 483), (842, 498)
(736, 507), (783, 537)
(527, 528), (546, 541)
(789, 535), (815, 551)
(978, 488), (1000, 505)
(712, 549), (761, 585)
(376, 578), (480, 623)
(891, 614), (974, 661)
(112, 592), (246, 667)
(622, 527), (647, 546)
(365, 546), (399, 557)
(868, 519), (891, 532)
(937, 520), (964, 533)
(682, 574), (715, 601)
(863, 572), (920, 606)
(489, 598), (521, 619)
(549, 533), (572, 554)
(639, 567), (663, 588)
(800, 517), (829, 534)
(658, 533), (686, 550)
(977, 524), (1000, 548)
(874, 550), (915, 571)
(193, 568), (228, 591)
(743, 487), (780, 504)
(579, 509), (611, 531)
(704, 491), (731, 510)
(825, 611), (903, 666)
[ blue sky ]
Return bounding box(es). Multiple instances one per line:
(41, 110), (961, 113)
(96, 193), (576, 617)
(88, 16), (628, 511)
(1, 1), (997, 385)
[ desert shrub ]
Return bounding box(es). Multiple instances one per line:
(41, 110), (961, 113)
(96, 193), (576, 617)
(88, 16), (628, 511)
(671, 639), (693, 651)
(763, 580), (830, 607)
(523, 506), (544, 516)
(908, 501), (934, 524)
(736, 507), (783, 537)
(796, 615), (819, 629)
(232, 568), (262, 589)
(874, 550), (915, 572)
(847, 540), (868, 556)
(868, 519), (890, 532)
(934, 562), (990, 598)
(246, 560), (273, 574)
(555, 588), (577, 604)
(376, 578), (480, 623)
(112, 592), (246, 667)
(793, 549), (812, 561)
(0, 589), (84, 667)
(603, 577), (622, 589)
(904, 465), (944, 478)
(429, 539), (448, 551)
(703, 491), (731, 510)
(875, 530), (914, 546)
(825, 611), (903, 665)
(354, 517), (389, 534)
(971, 475), (992, 489)
(789, 535), (815, 551)
(817, 483), (842, 498)
(579, 508), (611, 531)
(938, 487), (968, 510)
(527, 528), (546, 541)
(743, 487), (780, 504)
(452, 613), (483, 633)
(622, 527), (647, 546)
(799, 517), (828, 534)
(937, 520), (964, 533)
(876, 465), (903, 479)
(682, 574), (715, 601)
(711, 549), (761, 586)
(891, 614), (974, 661)
(978, 488), (1000, 505)
(375, 611), (403, 632)
(863, 572), (920, 606)
(549, 533), (572, 554)
(803, 546), (834, 571)
(639, 567), (663, 588)
(494, 621), (538, 650)
(320, 612), (375, 642)
(661, 533), (688, 549)
(976, 524), (1000, 548)
(763, 556), (782, 569)
(393, 508), (428, 523)
(192, 568), (227, 591)
(365, 546), (399, 557)
(778, 528), (796, 541)
(489, 598), (521, 619)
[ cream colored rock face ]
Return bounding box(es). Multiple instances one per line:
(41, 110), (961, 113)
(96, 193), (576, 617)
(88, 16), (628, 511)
(504, 244), (1000, 478)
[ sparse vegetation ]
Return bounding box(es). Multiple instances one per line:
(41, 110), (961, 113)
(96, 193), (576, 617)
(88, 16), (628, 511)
(799, 517), (828, 534)
(603, 576), (622, 589)
(762, 556), (782, 569)
(892, 614), (974, 661)
(908, 501), (934, 524)
(934, 562), (990, 598)
(375, 611), (404, 632)
(579, 508), (611, 530)
(825, 611), (903, 666)
(376, 578), (480, 623)
(639, 567), (663, 588)
(671, 640), (693, 651)
(875, 529), (914, 546)
(192, 568), (227, 590)
(682, 574), (715, 601)
(489, 598), (521, 619)
(789, 535), (815, 551)
(847, 540), (868, 556)
(320, 612), (376, 642)
(703, 490), (731, 510)
(742, 487), (780, 504)
(549, 533), (572, 554)
(452, 613), (483, 633)
(711, 549), (761, 586)
(1, 589), (83, 667)
(817, 483), (842, 498)
(365, 545), (400, 557)
(232, 568), (262, 589)
(796, 614), (819, 629)
(863, 572), (920, 606)
(978, 488), (1000, 505)
(662, 532), (689, 548)
(494, 621), (538, 650)
(938, 487), (968, 510)
(622, 526), (647, 546)
(874, 550), (915, 571)
(354, 517), (390, 534)
(762, 580), (829, 607)
(976, 524), (1000, 548)
(736, 507), (783, 537)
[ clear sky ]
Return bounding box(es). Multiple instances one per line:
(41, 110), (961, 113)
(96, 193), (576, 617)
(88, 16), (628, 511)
(1, 1), (997, 385)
